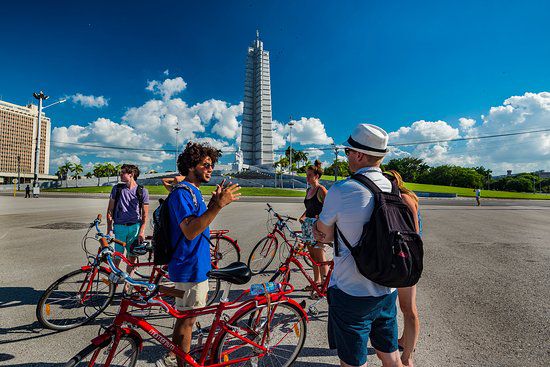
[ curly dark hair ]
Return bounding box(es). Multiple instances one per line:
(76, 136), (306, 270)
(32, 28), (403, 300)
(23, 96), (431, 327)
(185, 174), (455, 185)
(307, 160), (323, 178)
(177, 141), (222, 175)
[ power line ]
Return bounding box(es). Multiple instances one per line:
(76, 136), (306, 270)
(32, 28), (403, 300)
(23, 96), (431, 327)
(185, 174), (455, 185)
(50, 127), (550, 154)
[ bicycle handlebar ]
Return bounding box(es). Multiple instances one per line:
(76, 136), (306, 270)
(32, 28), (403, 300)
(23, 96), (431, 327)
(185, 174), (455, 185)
(265, 204), (297, 222)
(101, 248), (156, 292)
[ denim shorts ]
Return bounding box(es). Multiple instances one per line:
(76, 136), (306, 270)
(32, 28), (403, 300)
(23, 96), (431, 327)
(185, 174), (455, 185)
(327, 287), (398, 366)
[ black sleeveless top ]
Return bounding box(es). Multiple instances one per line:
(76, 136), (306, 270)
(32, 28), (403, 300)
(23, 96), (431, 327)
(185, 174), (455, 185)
(304, 187), (324, 218)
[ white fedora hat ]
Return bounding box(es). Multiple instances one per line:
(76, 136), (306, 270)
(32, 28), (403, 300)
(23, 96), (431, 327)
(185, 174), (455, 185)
(342, 124), (389, 157)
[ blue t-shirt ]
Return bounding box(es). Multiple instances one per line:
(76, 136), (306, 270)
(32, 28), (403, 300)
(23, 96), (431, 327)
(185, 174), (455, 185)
(166, 182), (211, 283)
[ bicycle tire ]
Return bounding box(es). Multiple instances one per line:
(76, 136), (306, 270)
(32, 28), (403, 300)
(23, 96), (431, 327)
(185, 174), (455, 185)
(37, 268), (115, 331)
(64, 334), (139, 367)
(210, 235), (241, 269)
(214, 301), (307, 367)
(247, 236), (279, 275)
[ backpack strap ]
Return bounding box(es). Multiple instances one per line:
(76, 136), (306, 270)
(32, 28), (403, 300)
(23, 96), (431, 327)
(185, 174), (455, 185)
(351, 173), (382, 194)
(113, 183), (126, 217)
(334, 224), (354, 257)
(382, 173), (401, 195)
(136, 184), (144, 218)
(173, 182), (199, 210)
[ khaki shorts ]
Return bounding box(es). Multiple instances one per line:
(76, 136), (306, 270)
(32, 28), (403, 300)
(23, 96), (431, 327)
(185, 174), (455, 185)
(174, 280), (209, 311)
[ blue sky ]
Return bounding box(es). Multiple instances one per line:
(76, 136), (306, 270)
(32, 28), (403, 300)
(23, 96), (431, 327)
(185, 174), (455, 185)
(1, 1), (549, 174)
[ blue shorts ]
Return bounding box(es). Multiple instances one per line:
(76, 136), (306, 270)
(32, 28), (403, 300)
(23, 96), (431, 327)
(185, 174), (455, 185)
(327, 287), (398, 366)
(113, 223), (140, 256)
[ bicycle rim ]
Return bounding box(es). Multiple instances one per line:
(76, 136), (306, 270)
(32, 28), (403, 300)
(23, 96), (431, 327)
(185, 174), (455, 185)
(248, 237), (278, 275)
(215, 302), (307, 367)
(65, 335), (139, 367)
(211, 236), (241, 269)
(38, 268), (114, 331)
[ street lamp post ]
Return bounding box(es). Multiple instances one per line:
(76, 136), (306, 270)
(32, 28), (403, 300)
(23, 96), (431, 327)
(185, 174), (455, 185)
(174, 122), (181, 171)
(17, 155), (21, 191)
(32, 92), (49, 190)
(332, 143), (339, 182)
(288, 119), (295, 189)
(32, 92), (66, 192)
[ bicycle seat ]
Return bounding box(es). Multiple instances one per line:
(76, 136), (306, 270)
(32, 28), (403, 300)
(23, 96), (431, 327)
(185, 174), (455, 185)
(207, 262), (251, 285)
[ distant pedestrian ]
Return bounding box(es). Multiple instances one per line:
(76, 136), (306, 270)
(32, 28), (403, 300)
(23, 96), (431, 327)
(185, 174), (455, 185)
(314, 123), (403, 367)
(25, 185), (31, 198)
(475, 188), (481, 206)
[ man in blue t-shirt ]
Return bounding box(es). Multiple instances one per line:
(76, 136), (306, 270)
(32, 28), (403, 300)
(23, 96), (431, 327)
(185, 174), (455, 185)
(157, 142), (240, 367)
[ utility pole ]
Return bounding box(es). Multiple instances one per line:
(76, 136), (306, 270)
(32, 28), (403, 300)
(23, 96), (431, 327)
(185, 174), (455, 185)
(332, 143), (339, 181)
(174, 122), (181, 171)
(17, 155), (21, 191)
(32, 91), (49, 191)
(288, 118), (295, 189)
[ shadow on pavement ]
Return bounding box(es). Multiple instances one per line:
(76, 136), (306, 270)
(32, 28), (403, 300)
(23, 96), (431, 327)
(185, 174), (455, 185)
(0, 287), (43, 309)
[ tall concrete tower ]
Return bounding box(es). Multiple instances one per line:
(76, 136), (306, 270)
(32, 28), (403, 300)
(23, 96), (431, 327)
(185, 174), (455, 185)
(240, 31), (274, 166)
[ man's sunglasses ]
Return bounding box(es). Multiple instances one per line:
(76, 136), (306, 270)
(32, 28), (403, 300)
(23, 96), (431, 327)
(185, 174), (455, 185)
(202, 163), (215, 169)
(344, 148), (353, 156)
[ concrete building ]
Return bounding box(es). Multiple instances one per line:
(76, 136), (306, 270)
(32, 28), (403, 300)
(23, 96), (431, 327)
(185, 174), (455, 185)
(0, 100), (56, 184)
(240, 31), (274, 166)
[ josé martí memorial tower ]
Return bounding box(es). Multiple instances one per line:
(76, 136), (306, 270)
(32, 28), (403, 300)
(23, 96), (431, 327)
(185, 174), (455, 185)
(240, 31), (274, 167)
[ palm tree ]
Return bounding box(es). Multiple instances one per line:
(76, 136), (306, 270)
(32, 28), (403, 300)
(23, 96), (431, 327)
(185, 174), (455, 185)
(72, 163), (84, 187)
(58, 162), (73, 188)
(85, 172), (93, 179)
(104, 163), (116, 183)
(92, 164), (104, 186)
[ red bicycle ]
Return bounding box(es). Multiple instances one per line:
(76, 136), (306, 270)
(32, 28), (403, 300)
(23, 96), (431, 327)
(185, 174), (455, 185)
(247, 203), (312, 275)
(269, 239), (334, 316)
(36, 215), (239, 331)
(64, 245), (308, 367)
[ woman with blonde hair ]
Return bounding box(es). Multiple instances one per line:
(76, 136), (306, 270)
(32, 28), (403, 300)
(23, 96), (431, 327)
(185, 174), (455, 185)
(386, 169), (421, 367)
(299, 160), (328, 298)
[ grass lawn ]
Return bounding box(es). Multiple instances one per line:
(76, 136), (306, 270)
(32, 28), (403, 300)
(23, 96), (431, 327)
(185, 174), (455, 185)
(45, 182), (549, 200)
(404, 182), (550, 200)
(45, 185), (306, 197)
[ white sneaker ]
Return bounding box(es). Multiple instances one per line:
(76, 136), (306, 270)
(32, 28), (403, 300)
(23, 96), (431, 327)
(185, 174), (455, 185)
(156, 354), (178, 367)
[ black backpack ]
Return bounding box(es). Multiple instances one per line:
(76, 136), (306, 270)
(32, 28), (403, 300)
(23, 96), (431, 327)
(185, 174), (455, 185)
(334, 173), (424, 288)
(152, 183), (198, 265)
(113, 183), (144, 218)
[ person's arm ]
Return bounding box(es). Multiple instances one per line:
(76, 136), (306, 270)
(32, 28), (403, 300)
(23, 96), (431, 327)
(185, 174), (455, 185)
(313, 186), (338, 243)
(402, 194), (419, 233)
(138, 204), (149, 242)
(180, 183), (240, 240)
(161, 178), (174, 192)
(106, 187), (117, 234)
(299, 210), (307, 223)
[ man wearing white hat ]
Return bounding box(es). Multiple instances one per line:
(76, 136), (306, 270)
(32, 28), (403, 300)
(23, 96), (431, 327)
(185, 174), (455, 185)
(314, 124), (402, 367)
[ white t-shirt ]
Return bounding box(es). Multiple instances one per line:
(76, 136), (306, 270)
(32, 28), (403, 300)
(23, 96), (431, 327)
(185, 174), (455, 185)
(319, 166), (396, 297)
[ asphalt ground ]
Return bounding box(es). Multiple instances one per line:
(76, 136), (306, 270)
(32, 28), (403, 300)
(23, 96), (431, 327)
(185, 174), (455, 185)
(0, 196), (549, 366)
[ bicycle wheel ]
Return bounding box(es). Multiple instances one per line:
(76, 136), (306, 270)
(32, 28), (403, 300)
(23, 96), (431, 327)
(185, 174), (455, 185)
(210, 235), (241, 269)
(64, 334), (139, 366)
(207, 278), (221, 305)
(247, 236), (279, 275)
(214, 301), (307, 367)
(37, 268), (115, 331)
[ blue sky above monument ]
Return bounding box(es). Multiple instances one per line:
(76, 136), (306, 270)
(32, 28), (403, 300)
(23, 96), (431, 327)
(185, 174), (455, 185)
(1, 1), (549, 174)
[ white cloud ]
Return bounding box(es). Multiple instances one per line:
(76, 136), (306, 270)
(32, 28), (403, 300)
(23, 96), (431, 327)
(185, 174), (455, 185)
(271, 117), (333, 150)
(459, 117), (476, 131)
(304, 148), (325, 161)
(70, 93), (109, 108)
(163, 69), (170, 76)
(193, 137), (231, 151)
(192, 100), (243, 139)
(146, 77), (187, 99)
(51, 153), (81, 168)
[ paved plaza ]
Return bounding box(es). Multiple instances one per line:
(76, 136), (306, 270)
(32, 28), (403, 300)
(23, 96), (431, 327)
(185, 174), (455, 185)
(0, 195), (549, 366)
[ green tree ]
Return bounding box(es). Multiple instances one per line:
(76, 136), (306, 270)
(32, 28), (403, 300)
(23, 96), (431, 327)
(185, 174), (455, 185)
(58, 162), (74, 188)
(383, 157), (429, 182)
(324, 160), (350, 178)
(92, 164), (105, 186)
(71, 163), (84, 187)
(85, 172), (93, 179)
(505, 177), (534, 192)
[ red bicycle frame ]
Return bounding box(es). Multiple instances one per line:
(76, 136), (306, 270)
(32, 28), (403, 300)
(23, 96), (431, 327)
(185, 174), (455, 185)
(89, 284), (306, 367)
